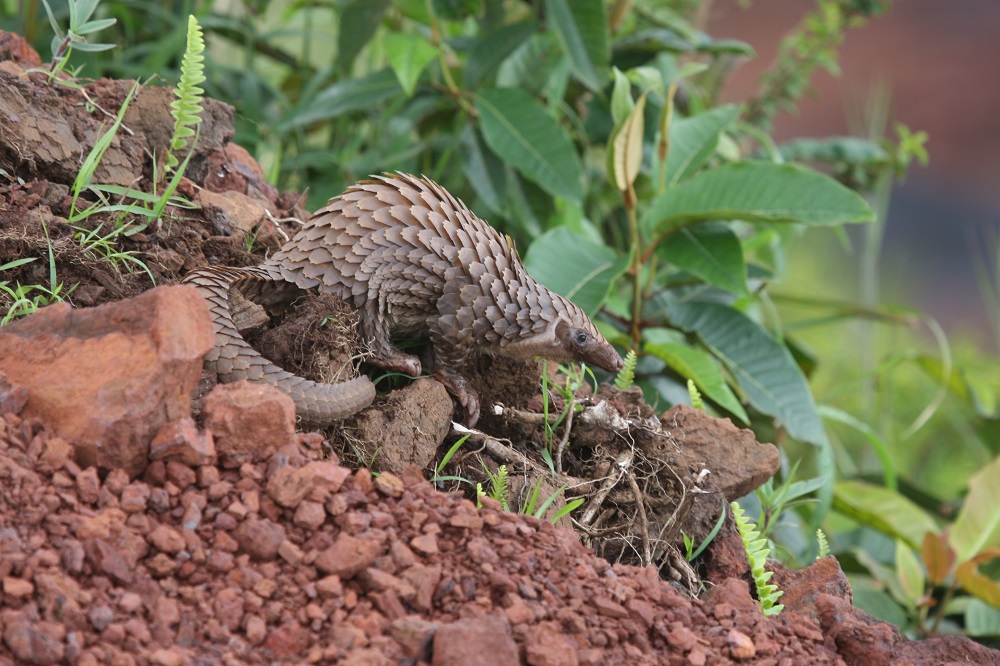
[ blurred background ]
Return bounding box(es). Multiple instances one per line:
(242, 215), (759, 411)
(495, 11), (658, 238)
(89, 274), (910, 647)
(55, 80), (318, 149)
(711, 0), (1000, 347)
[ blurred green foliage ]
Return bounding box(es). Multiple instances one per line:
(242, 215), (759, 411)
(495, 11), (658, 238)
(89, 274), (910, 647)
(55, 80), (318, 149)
(3, 0), (998, 643)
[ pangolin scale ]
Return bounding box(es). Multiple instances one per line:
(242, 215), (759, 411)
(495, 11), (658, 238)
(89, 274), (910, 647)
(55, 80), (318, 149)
(184, 173), (623, 425)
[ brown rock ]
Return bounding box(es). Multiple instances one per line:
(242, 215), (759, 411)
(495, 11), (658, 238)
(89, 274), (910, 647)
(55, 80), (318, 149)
(2, 621), (65, 665)
(149, 417), (216, 466)
(0, 286), (214, 475)
(148, 649), (186, 666)
(266, 465), (316, 508)
(76, 467), (100, 504)
(202, 382), (295, 464)
(525, 622), (579, 666)
(773, 556), (853, 625)
(2, 576), (33, 597)
(245, 616), (267, 645)
(315, 534), (383, 580)
(592, 596), (629, 619)
(83, 539), (133, 585)
(373, 472), (405, 498)
(389, 616), (437, 660)
(233, 518), (285, 561)
(292, 500), (326, 529)
(120, 482), (151, 513)
(0, 31), (42, 68)
(351, 378), (452, 474)
(410, 533), (439, 555)
(661, 405), (780, 500)
(0, 371), (27, 416)
(726, 629), (756, 660)
(262, 620), (311, 659)
(148, 525), (186, 554)
(303, 462), (352, 504)
(194, 188), (269, 237)
(213, 588), (244, 631)
(432, 615), (519, 666)
(36, 436), (72, 472)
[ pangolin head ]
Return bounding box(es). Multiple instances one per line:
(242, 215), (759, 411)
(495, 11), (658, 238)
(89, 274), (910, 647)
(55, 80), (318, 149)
(552, 305), (624, 374)
(502, 293), (624, 374)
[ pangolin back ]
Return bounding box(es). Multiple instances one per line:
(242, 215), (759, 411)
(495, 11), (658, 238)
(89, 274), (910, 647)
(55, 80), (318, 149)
(264, 174), (616, 362)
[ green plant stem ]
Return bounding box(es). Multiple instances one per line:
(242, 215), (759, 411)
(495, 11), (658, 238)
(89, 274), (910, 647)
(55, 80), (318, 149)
(426, 0), (475, 117)
(628, 205), (642, 349)
(928, 582), (957, 636)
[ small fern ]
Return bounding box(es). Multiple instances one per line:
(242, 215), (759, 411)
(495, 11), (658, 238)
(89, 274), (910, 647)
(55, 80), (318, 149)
(816, 528), (830, 559)
(688, 379), (704, 410)
(614, 349), (637, 390)
(731, 501), (784, 616)
(165, 15), (206, 172)
(484, 463), (510, 511)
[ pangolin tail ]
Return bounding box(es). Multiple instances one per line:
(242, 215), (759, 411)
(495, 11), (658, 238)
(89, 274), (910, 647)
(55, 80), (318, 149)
(182, 265), (376, 422)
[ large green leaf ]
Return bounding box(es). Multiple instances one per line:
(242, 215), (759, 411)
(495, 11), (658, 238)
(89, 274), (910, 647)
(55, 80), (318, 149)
(523, 227), (629, 315)
(665, 104), (742, 187)
(459, 125), (506, 215)
(668, 301), (826, 445)
(476, 88), (584, 203)
(383, 33), (438, 96)
(949, 455), (1000, 562)
(465, 20), (537, 87)
(644, 162), (875, 239)
(337, 0), (391, 75)
(659, 222), (747, 296)
(279, 69), (401, 130)
(834, 480), (940, 549)
(544, 0), (609, 93)
(643, 332), (749, 423)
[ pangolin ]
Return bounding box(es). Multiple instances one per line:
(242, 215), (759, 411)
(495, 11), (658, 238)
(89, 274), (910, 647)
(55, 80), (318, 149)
(184, 173), (623, 425)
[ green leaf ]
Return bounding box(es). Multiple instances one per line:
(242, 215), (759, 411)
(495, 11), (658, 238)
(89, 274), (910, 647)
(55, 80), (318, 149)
(668, 301), (826, 445)
(949, 455), (1000, 563)
(610, 67), (634, 128)
(432, 0), (483, 20)
(279, 68), (401, 130)
(834, 480), (940, 549)
(544, 0), (609, 93)
(524, 227), (628, 315)
(966, 599), (1000, 637)
(642, 334), (748, 423)
(383, 33), (438, 97)
(337, 0), (391, 75)
(460, 125), (506, 214)
(819, 405), (897, 491)
(895, 539), (925, 611)
(465, 20), (537, 87)
(644, 162), (875, 239)
(660, 222), (747, 296)
(851, 586), (909, 627)
(665, 104), (742, 188)
(476, 88), (583, 203)
(612, 92), (646, 193)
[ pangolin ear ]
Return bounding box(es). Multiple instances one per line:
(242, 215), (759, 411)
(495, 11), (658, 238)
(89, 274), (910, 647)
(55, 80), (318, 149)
(554, 317), (570, 342)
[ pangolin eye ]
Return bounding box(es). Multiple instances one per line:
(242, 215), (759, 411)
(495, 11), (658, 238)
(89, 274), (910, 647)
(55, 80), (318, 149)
(574, 331), (589, 346)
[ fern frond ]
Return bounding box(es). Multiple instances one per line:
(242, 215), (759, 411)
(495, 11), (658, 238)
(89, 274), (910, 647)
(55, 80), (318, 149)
(614, 349), (637, 390)
(688, 379), (704, 410)
(816, 528), (830, 559)
(166, 15), (206, 172)
(488, 464), (509, 511)
(732, 502), (785, 616)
